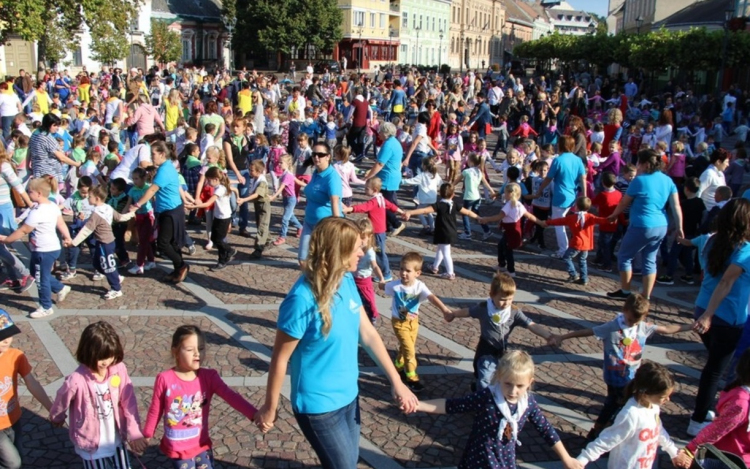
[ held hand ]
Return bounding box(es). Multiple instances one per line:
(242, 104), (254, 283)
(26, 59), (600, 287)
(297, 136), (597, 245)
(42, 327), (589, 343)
(392, 381), (419, 414)
(49, 417), (65, 428)
(77, 212), (86, 221)
(443, 310), (455, 322)
(676, 237), (687, 245)
(673, 228), (684, 241)
(562, 457), (584, 469)
(607, 214), (618, 223)
(236, 174), (246, 185)
(477, 217), (486, 225)
(547, 335), (562, 347)
(343, 206), (353, 214)
(401, 212), (412, 221)
(127, 204), (138, 213)
(693, 314), (712, 335)
(0, 235), (5, 243)
(537, 220), (547, 228)
(254, 404), (277, 433)
(672, 450), (693, 468)
(128, 437), (149, 454)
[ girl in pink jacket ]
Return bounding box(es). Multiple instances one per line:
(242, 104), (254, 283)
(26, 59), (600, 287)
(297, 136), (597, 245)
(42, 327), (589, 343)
(50, 321), (147, 468)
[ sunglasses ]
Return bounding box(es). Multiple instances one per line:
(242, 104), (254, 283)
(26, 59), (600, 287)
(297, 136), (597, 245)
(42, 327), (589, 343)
(312, 152), (329, 158)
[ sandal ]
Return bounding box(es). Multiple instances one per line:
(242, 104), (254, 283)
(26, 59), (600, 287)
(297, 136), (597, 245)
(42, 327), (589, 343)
(440, 273), (456, 280)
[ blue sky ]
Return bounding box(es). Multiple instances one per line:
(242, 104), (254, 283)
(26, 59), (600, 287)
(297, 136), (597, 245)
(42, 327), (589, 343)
(565, 0), (609, 17)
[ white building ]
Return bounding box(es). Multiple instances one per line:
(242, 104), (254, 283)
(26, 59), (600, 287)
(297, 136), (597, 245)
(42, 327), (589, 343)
(543, 1), (598, 35)
(399, 0), (452, 66)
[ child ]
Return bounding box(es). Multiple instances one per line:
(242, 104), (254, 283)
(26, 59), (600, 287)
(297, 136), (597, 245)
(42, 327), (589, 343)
(528, 161), (551, 249)
(538, 196), (608, 286)
(380, 252), (452, 392)
(0, 178), (73, 318)
(445, 273), (555, 390)
(237, 160), (271, 259)
(353, 218), (386, 326)
(667, 141), (687, 187)
(0, 308), (54, 466)
(479, 183), (542, 278)
(404, 183), (480, 280)
(126, 167), (157, 275)
(67, 134), (87, 195)
(195, 146), (226, 249)
(675, 348), (750, 469)
(59, 176), (95, 281)
(576, 361), (680, 468)
(402, 156), (442, 236)
(416, 350), (581, 469)
(591, 172), (623, 272)
(50, 321), (148, 465)
(492, 115), (509, 159)
(10, 133), (29, 182)
(551, 293), (692, 441)
(333, 145), (365, 206)
(511, 115), (539, 139)
(200, 122), (216, 155)
(79, 148), (105, 187)
(445, 122), (463, 184)
(267, 134), (286, 191)
(106, 178), (132, 270)
(64, 186), (134, 300)
(344, 177), (404, 282)
(143, 325), (258, 468)
(102, 141), (121, 179)
(324, 114), (337, 149)
(456, 153), (495, 241)
(725, 145), (748, 195)
(269, 155), (304, 246)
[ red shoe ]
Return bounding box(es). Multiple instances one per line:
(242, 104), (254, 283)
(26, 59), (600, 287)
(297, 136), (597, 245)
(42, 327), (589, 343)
(295, 228), (302, 238)
(273, 237), (286, 246)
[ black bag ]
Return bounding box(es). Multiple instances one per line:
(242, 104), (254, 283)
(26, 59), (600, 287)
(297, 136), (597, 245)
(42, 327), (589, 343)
(690, 444), (747, 469)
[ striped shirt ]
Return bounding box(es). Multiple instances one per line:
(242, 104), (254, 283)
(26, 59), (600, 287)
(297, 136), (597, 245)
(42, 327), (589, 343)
(0, 162), (25, 207)
(29, 131), (62, 181)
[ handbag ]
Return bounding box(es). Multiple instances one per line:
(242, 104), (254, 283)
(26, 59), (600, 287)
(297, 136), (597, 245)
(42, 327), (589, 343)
(690, 444), (747, 469)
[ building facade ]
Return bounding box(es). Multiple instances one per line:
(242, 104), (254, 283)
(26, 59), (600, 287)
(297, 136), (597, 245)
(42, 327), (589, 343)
(545, 1), (597, 35)
(502, 0), (534, 66)
(620, 0), (702, 34)
(448, 0), (505, 71)
(337, 0), (400, 71)
(398, 0), (451, 66)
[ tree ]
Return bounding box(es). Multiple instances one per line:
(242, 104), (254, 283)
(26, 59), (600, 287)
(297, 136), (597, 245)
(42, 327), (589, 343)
(90, 23), (130, 66)
(145, 19), (182, 65)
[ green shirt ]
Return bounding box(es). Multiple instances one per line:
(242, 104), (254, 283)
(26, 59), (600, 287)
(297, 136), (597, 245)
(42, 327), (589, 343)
(71, 147), (86, 164)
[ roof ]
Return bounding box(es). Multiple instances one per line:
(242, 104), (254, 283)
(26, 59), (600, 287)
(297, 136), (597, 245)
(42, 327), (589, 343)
(653, 0), (733, 28)
(548, 7), (597, 25)
(516, 1), (550, 23)
(505, 0), (536, 27)
(151, 0), (223, 20)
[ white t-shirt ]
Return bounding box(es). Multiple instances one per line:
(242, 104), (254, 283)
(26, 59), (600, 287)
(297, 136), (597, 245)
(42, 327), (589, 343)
(0, 93), (20, 118)
(75, 381), (120, 459)
(79, 161), (101, 185)
(355, 247), (376, 278)
(212, 185), (232, 220)
(501, 201), (526, 223)
(413, 123), (431, 154)
(110, 143), (151, 183)
(384, 279), (432, 319)
(25, 203), (62, 252)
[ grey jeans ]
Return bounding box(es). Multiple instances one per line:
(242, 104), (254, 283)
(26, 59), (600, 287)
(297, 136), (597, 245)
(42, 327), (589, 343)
(0, 420), (23, 469)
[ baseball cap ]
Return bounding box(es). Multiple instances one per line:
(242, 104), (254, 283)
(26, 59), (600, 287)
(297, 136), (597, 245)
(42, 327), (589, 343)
(0, 309), (21, 341)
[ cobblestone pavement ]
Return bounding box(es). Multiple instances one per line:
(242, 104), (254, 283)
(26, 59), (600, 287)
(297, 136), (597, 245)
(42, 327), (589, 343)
(2, 149), (711, 469)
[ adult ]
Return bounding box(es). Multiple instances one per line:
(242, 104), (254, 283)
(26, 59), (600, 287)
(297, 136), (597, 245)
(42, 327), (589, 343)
(285, 86), (307, 121)
(567, 116), (588, 164)
(348, 87), (370, 160)
(29, 114), (80, 183)
(163, 89), (182, 135)
(0, 149), (33, 292)
(198, 100), (225, 144)
(364, 123), (405, 236)
(698, 148), (730, 211)
(104, 91), (124, 130)
(298, 142), (342, 264)
(624, 77), (638, 102)
(654, 110), (674, 151)
(255, 217), (418, 467)
(110, 134), (161, 184)
(601, 108), (623, 157)
(252, 90), (265, 138)
(127, 95), (165, 143)
(535, 135), (587, 258)
(54, 71), (71, 104)
(688, 199), (750, 436)
(467, 92), (492, 139)
(0, 83), (21, 139)
(607, 149), (683, 301)
(128, 141), (188, 283)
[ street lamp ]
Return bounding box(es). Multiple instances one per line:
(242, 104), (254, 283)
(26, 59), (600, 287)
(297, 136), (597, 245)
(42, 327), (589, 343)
(389, 27), (397, 63)
(357, 22), (364, 74)
(414, 26), (421, 65)
(718, 8), (734, 98)
(221, 12), (237, 71)
(465, 37), (471, 70)
(635, 15), (643, 34)
(439, 30), (443, 67)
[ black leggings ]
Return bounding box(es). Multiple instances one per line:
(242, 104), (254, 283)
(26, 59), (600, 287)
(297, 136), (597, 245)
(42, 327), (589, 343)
(692, 322), (743, 422)
(158, 215), (185, 271)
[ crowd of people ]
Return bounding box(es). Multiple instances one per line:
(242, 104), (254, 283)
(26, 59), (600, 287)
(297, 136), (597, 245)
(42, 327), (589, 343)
(0, 60), (749, 469)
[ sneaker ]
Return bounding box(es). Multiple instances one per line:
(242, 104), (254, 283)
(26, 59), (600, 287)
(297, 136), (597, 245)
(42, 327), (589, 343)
(687, 419), (711, 437)
(144, 262), (157, 271)
(30, 307), (54, 319)
(250, 250), (263, 260)
(238, 230), (252, 238)
(389, 223), (406, 237)
(382, 275), (393, 282)
(227, 247), (238, 263)
(680, 275), (695, 285)
(458, 232), (473, 240)
(597, 265), (613, 273)
(430, 265), (439, 275)
(119, 275), (125, 284)
(606, 289), (631, 299)
(56, 285), (72, 303)
(550, 252), (564, 259)
(273, 237), (286, 246)
(0, 279), (15, 291)
(575, 278), (589, 286)
(187, 245), (197, 256)
(406, 380), (425, 393)
(212, 263), (228, 271)
(128, 265), (144, 275)
(103, 290), (123, 301)
(371, 316), (379, 327)
(59, 270), (77, 281)
(295, 228), (302, 238)
(92, 273), (105, 281)
(440, 273), (456, 280)
(173, 264), (190, 283)
(565, 274), (579, 283)
(205, 241), (213, 250)
(496, 265), (507, 273)
(706, 410), (716, 421)
(482, 231), (494, 241)
(12, 275), (35, 293)
(656, 275), (674, 285)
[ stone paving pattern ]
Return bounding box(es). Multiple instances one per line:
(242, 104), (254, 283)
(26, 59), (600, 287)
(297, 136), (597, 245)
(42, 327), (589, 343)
(1, 152), (713, 469)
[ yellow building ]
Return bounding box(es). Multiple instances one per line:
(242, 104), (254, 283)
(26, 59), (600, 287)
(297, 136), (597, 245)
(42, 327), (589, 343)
(337, 0), (401, 71)
(449, 0), (505, 72)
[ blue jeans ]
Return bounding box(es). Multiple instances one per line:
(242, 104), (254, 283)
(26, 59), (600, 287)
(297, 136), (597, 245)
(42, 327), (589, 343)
(280, 196), (302, 238)
(298, 222), (314, 262)
(666, 240), (695, 277)
(727, 319), (750, 384)
(294, 397), (360, 469)
(1, 116), (14, 140)
(381, 190), (402, 232)
(476, 355), (497, 391)
(0, 204), (26, 282)
(563, 248), (588, 281)
(595, 231), (614, 269)
(237, 170), (252, 232)
(30, 250), (64, 310)
(462, 199), (489, 234)
(617, 226), (667, 275)
(374, 233), (390, 279)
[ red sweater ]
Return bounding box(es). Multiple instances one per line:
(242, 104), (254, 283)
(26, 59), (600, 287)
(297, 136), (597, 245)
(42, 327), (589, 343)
(591, 190), (622, 233)
(351, 194), (399, 234)
(545, 212), (607, 251)
(352, 99), (369, 127)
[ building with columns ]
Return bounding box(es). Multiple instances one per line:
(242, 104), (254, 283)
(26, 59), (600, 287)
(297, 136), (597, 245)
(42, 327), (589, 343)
(448, 0), (505, 71)
(398, 0), (451, 66)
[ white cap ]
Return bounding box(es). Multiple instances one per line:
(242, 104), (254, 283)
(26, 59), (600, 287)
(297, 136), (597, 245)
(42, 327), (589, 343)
(130, 68), (138, 73)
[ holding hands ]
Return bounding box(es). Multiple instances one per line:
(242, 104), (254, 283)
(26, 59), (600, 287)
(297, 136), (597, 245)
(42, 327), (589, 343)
(254, 403), (277, 433)
(129, 437), (149, 454)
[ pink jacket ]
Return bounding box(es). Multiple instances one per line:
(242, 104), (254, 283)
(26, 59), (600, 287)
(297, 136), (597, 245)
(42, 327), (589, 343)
(50, 363), (143, 453)
(334, 161), (365, 198)
(127, 103), (163, 137)
(687, 386), (750, 465)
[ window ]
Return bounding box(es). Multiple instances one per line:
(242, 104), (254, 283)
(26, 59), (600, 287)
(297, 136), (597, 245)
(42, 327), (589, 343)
(432, 17), (435, 30)
(401, 44), (408, 55)
(370, 13), (376, 27)
(413, 13), (416, 28)
(182, 39), (191, 62)
(207, 36), (216, 59)
(419, 15), (422, 29)
(380, 13), (385, 28)
(403, 12), (408, 28)
(354, 11), (365, 27)
(72, 47), (83, 67)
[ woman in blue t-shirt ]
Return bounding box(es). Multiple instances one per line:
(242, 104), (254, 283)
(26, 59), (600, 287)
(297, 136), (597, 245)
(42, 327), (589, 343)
(298, 142), (342, 263)
(687, 199), (750, 437)
(606, 149), (683, 301)
(255, 218), (418, 467)
(128, 141), (189, 283)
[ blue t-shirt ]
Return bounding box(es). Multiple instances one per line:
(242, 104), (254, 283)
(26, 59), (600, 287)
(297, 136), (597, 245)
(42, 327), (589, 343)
(743, 188), (750, 201)
(277, 273), (362, 414)
(592, 316), (657, 387)
(696, 240), (750, 326)
(303, 164), (342, 227)
(376, 137), (404, 191)
(626, 172), (676, 228)
(152, 162), (182, 213)
(547, 152), (585, 208)
(128, 183), (153, 214)
(691, 234), (711, 271)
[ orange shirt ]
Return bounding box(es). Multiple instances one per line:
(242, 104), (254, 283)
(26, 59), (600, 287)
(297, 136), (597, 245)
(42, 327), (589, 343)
(0, 348), (31, 429)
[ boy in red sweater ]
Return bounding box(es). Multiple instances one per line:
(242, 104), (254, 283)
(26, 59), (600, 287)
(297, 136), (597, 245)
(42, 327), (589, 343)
(591, 172), (622, 272)
(343, 177), (404, 281)
(538, 196), (607, 285)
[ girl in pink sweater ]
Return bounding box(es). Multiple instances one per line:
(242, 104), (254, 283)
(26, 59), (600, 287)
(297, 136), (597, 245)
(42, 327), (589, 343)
(675, 348), (750, 468)
(143, 325), (258, 469)
(50, 321), (147, 468)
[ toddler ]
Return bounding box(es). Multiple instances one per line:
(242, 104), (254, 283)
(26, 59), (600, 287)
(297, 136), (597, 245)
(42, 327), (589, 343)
(353, 219), (386, 326)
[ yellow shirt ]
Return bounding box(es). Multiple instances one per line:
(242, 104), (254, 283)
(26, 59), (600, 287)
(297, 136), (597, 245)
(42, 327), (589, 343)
(165, 102), (180, 131)
(36, 91), (49, 114)
(238, 90), (253, 116)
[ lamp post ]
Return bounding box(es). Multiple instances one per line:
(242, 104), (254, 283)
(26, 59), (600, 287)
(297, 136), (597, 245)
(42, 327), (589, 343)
(439, 30), (443, 67)
(221, 13), (237, 71)
(465, 37), (471, 70)
(718, 8), (734, 98)
(357, 22), (364, 74)
(389, 28), (396, 63)
(635, 15), (643, 34)
(414, 26), (421, 65)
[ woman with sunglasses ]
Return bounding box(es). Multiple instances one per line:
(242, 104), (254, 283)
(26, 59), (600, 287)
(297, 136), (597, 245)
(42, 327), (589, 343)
(298, 142), (342, 265)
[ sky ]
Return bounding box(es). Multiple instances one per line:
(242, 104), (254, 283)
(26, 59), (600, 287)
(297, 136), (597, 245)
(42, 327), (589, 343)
(564, 0), (609, 17)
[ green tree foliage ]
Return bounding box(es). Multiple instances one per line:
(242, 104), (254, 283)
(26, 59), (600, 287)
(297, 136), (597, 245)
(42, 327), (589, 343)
(145, 19), (182, 65)
(90, 23), (130, 66)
